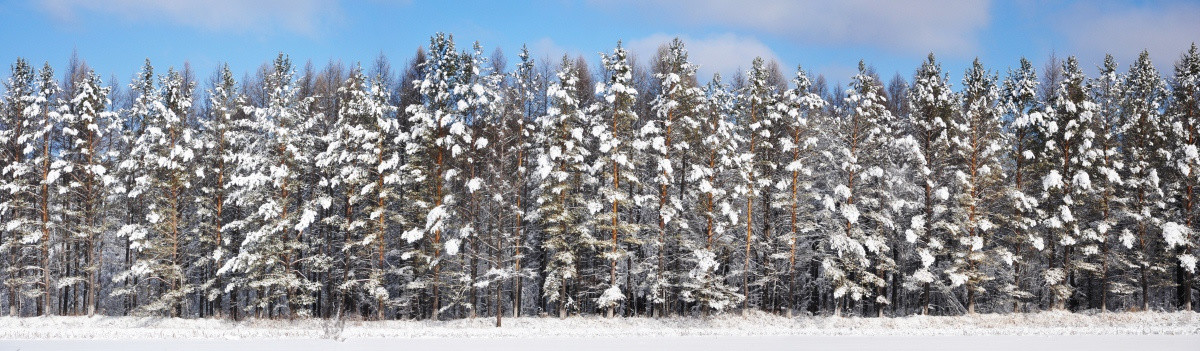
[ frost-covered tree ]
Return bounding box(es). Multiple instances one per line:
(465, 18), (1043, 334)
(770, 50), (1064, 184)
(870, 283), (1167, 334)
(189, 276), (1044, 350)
(0, 57), (35, 314)
(112, 60), (156, 315)
(27, 64), (62, 316)
(642, 38), (704, 316)
(947, 58), (1006, 314)
(58, 68), (117, 316)
(771, 67), (825, 315)
(903, 54), (957, 315)
(1168, 43), (1200, 311)
(735, 57), (778, 314)
(0, 58), (44, 316)
(400, 34), (475, 320)
(591, 42), (641, 318)
(117, 67), (199, 317)
(318, 65), (398, 319)
(1112, 51), (1169, 311)
(506, 46), (538, 318)
(454, 42), (501, 319)
(1085, 55), (1125, 313)
(1000, 57), (1042, 311)
(678, 73), (744, 315)
(1038, 56), (1099, 310)
(196, 64), (242, 318)
(533, 56), (593, 318)
(220, 53), (320, 318)
(463, 46), (519, 326)
(822, 62), (895, 316)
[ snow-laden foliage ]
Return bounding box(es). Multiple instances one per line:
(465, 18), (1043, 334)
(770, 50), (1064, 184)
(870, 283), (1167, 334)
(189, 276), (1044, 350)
(946, 58), (1006, 313)
(641, 38), (703, 313)
(533, 56), (593, 318)
(114, 65), (201, 317)
(590, 41), (641, 316)
(903, 54), (957, 315)
(820, 62), (897, 315)
(1038, 56), (1100, 310)
(220, 54), (321, 318)
(0, 35), (1197, 320)
(0, 60), (59, 317)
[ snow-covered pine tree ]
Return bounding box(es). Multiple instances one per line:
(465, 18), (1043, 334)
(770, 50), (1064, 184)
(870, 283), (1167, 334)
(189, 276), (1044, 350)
(318, 64), (397, 319)
(454, 42), (501, 319)
(58, 68), (117, 316)
(196, 64), (242, 318)
(1087, 55), (1125, 313)
(642, 38), (703, 316)
(1168, 43), (1200, 311)
(25, 63), (62, 316)
(904, 54), (957, 315)
(771, 67), (825, 316)
(533, 55), (593, 318)
(678, 73), (744, 315)
(0, 58), (37, 316)
(749, 62), (801, 315)
(947, 58), (1006, 314)
(221, 53), (320, 318)
(735, 57), (778, 314)
(1084, 53), (1118, 310)
(400, 33), (475, 320)
(112, 60), (155, 315)
(822, 62), (895, 316)
(1038, 56), (1099, 310)
(118, 67), (198, 317)
(465, 46), (516, 326)
(1113, 51), (1169, 311)
(1000, 57), (1042, 312)
(591, 41), (641, 318)
(507, 45), (538, 318)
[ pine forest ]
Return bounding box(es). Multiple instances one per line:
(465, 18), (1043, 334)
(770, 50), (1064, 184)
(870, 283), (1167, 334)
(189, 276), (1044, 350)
(4, 34), (1200, 324)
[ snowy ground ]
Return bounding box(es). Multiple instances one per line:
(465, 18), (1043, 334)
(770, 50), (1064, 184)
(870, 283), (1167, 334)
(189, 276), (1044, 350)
(0, 311), (1197, 350)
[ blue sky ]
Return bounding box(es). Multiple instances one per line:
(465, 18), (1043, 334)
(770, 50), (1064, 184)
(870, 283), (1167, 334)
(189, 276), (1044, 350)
(2, 0), (1199, 91)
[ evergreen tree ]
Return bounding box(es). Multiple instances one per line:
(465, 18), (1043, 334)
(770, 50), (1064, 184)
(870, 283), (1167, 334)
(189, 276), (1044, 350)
(220, 53), (320, 318)
(1114, 51), (1170, 311)
(822, 62), (895, 316)
(591, 42), (641, 318)
(947, 58), (1006, 314)
(772, 67), (826, 315)
(1086, 55), (1124, 313)
(400, 34), (474, 320)
(318, 65), (398, 319)
(506, 45), (538, 318)
(0, 58), (45, 316)
(533, 55), (593, 318)
(643, 38), (703, 316)
(1168, 43), (1200, 311)
(904, 54), (957, 315)
(1000, 57), (1042, 312)
(0, 58), (34, 316)
(59, 68), (117, 316)
(197, 64), (242, 318)
(1038, 56), (1098, 310)
(736, 57), (777, 314)
(678, 73), (744, 315)
(118, 67), (199, 316)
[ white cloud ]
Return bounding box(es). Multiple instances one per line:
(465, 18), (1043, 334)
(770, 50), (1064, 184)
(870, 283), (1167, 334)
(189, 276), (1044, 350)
(596, 0), (991, 57)
(626, 33), (785, 80)
(39, 0), (345, 36)
(1057, 1), (1200, 70)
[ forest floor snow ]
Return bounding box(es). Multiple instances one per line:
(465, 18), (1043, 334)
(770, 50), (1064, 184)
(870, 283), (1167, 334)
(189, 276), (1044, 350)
(0, 310), (1196, 339)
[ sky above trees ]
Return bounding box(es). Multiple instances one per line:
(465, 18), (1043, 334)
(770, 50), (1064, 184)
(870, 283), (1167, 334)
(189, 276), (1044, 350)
(2, 0), (1199, 88)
